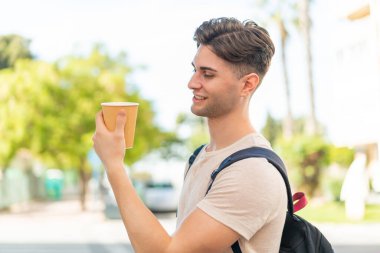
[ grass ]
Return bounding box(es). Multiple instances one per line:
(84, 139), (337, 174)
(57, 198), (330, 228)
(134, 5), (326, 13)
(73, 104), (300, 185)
(296, 201), (380, 223)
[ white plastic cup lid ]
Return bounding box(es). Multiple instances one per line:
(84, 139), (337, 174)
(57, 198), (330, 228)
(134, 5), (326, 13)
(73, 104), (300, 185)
(101, 102), (139, 106)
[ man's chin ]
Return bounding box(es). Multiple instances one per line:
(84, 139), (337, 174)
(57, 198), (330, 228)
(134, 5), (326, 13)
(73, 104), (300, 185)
(190, 107), (206, 117)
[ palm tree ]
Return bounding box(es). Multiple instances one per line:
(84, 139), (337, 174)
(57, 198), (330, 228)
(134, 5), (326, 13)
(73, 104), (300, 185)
(256, 0), (297, 138)
(299, 0), (318, 135)
(278, 17), (294, 138)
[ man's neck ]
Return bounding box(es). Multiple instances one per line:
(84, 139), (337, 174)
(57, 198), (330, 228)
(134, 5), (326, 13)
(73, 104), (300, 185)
(206, 113), (256, 152)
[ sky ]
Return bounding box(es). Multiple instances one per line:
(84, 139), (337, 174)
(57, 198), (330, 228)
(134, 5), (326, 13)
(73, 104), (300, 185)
(0, 0), (332, 134)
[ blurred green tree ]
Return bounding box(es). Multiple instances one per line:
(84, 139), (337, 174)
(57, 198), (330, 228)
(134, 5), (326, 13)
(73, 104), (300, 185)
(261, 114), (311, 146)
(276, 134), (331, 197)
(0, 34), (33, 69)
(261, 115), (354, 198)
(261, 112), (283, 145)
(0, 46), (176, 210)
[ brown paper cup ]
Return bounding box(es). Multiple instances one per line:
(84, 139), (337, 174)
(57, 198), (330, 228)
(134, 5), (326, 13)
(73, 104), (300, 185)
(101, 102), (139, 149)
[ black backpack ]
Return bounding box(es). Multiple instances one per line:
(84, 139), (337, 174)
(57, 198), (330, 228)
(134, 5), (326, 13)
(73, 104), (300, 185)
(187, 145), (335, 253)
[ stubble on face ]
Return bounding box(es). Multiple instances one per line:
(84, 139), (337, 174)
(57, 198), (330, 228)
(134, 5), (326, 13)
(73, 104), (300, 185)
(191, 87), (239, 119)
(189, 45), (243, 119)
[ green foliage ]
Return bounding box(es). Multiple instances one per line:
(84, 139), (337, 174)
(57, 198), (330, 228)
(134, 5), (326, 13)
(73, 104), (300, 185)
(261, 114), (354, 198)
(275, 134), (331, 197)
(0, 34), (33, 69)
(297, 202), (380, 223)
(329, 146), (355, 168)
(0, 59), (53, 168)
(261, 112), (282, 145)
(0, 46), (175, 171)
(324, 177), (345, 201)
(277, 134), (331, 167)
(322, 146), (354, 201)
(261, 113), (310, 145)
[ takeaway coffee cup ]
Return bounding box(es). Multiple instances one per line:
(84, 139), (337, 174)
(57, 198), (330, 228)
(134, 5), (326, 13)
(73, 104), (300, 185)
(101, 102), (139, 149)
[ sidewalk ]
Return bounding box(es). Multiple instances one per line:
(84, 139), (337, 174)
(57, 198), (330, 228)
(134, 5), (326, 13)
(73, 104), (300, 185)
(0, 199), (379, 253)
(318, 223), (380, 253)
(0, 198), (175, 253)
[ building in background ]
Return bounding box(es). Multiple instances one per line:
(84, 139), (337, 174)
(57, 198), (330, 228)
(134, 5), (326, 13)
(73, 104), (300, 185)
(330, 0), (380, 147)
(330, 0), (380, 218)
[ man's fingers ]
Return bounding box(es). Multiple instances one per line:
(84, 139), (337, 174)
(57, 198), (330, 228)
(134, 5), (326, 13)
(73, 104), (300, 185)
(115, 110), (127, 133)
(95, 111), (107, 131)
(95, 110), (125, 134)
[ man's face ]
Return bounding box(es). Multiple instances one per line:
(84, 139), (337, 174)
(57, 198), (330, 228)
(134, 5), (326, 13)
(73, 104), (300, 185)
(188, 45), (243, 118)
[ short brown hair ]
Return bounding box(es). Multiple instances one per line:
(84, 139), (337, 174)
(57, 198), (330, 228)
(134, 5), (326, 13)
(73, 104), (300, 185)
(194, 17), (275, 81)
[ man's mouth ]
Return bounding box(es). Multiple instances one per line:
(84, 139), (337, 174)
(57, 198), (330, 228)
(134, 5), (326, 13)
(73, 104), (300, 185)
(194, 95), (206, 101)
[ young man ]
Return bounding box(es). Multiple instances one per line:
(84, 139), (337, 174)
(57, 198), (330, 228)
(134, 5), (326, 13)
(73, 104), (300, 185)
(93, 17), (287, 253)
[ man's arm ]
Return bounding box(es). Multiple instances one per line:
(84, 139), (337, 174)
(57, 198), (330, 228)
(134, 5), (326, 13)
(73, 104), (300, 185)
(107, 165), (239, 253)
(93, 111), (240, 253)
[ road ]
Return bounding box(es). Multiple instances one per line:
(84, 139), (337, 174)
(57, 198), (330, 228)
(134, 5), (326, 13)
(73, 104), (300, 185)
(0, 199), (379, 253)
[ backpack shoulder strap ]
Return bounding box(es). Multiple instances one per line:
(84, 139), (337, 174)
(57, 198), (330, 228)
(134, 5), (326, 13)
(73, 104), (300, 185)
(205, 146), (294, 214)
(184, 144), (206, 179)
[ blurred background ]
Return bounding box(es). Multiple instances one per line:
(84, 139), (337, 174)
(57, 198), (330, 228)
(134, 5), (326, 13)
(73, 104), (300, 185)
(0, 0), (379, 252)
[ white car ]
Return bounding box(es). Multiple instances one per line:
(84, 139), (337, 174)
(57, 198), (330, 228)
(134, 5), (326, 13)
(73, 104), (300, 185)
(103, 178), (179, 218)
(144, 181), (180, 212)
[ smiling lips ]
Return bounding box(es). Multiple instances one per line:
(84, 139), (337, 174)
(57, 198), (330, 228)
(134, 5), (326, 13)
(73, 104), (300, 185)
(193, 95), (206, 101)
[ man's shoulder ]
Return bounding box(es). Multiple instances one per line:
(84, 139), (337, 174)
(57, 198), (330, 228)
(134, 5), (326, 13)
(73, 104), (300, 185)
(208, 133), (272, 159)
(216, 148), (287, 203)
(235, 132), (272, 149)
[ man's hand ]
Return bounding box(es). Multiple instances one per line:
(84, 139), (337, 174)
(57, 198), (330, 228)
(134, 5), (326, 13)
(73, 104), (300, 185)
(92, 110), (126, 170)
(92, 111), (241, 253)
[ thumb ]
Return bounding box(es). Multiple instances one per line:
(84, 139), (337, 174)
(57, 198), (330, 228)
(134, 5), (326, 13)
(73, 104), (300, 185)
(115, 110), (127, 133)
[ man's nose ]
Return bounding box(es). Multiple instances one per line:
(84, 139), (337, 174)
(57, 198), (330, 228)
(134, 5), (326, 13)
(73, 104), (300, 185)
(188, 74), (202, 90)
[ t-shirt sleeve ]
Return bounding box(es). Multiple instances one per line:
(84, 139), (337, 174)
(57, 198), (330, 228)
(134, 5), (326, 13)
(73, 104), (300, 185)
(197, 158), (286, 241)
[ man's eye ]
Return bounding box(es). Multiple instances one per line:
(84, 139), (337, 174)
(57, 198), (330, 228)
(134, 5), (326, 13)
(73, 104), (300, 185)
(203, 73), (214, 78)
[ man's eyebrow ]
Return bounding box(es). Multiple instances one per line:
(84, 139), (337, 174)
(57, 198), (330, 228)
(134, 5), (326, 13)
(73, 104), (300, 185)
(191, 62), (218, 72)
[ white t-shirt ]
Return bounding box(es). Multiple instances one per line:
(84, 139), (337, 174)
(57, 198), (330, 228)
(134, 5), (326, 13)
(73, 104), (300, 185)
(176, 133), (287, 253)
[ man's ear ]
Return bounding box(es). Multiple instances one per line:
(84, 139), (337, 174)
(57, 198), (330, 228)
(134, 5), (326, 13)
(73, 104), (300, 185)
(240, 73), (260, 97)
